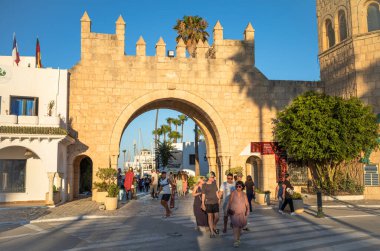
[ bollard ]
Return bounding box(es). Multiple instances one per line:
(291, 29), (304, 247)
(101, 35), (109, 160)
(316, 190), (324, 218)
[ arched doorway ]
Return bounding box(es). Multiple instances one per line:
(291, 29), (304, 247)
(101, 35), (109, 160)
(109, 92), (231, 185)
(73, 155), (93, 199)
(245, 155), (262, 189)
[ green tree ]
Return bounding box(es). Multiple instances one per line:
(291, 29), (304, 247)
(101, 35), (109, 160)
(168, 130), (182, 143)
(273, 91), (378, 193)
(152, 127), (163, 142)
(173, 15), (209, 57)
(178, 114), (188, 143)
(160, 125), (171, 142)
(166, 117), (174, 131)
(155, 140), (176, 169)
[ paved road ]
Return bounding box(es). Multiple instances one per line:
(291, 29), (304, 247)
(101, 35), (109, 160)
(1, 195), (380, 250)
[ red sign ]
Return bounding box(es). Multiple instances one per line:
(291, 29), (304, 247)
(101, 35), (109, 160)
(250, 142), (275, 155)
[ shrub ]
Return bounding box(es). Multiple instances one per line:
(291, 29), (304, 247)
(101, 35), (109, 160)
(93, 167), (118, 194)
(107, 183), (119, 198)
(292, 192), (302, 200)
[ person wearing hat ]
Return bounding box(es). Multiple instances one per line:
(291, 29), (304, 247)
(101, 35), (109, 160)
(201, 171), (221, 238)
(279, 173), (296, 216)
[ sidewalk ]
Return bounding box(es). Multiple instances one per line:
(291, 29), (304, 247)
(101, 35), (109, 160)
(0, 192), (147, 224)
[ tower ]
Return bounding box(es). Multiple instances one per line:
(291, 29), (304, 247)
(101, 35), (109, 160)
(317, 0), (380, 113)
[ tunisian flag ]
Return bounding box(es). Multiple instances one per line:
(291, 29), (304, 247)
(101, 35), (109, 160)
(36, 38), (42, 68)
(12, 33), (20, 65)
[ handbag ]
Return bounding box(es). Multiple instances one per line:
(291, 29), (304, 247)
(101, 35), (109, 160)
(227, 208), (235, 215)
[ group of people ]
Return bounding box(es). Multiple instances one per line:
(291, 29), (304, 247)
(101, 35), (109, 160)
(192, 172), (255, 248)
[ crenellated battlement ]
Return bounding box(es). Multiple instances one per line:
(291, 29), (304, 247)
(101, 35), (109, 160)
(80, 12), (255, 65)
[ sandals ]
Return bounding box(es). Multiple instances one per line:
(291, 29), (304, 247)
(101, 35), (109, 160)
(214, 229), (220, 235)
(210, 233), (216, 238)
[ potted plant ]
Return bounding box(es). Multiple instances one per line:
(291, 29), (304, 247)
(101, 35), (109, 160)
(93, 167), (118, 205)
(105, 183), (119, 210)
(53, 185), (61, 204)
(284, 191), (304, 214)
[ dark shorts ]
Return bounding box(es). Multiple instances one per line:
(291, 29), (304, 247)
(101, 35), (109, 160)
(161, 194), (171, 202)
(206, 203), (219, 213)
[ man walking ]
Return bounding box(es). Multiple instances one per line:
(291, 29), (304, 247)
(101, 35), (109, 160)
(219, 173), (235, 233)
(150, 169), (158, 199)
(279, 173), (296, 216)
(201, 171), (221, 238)
(158, 171), (173, 218)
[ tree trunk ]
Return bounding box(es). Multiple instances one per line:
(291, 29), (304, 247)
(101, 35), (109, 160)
(181, 123), (184, 143)
(195, 124), (200, 176)
(154, 109), (159, 170)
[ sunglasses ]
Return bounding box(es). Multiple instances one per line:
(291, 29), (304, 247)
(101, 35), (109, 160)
(236, 185), (243, 188)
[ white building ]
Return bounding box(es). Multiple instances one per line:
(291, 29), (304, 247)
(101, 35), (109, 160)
(0, 56), (74, 204)
(171, 141), (209, 176)
(128, 149), (156, 176)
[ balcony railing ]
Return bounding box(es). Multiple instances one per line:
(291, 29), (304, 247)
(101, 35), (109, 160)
(0, 115), (64, 128)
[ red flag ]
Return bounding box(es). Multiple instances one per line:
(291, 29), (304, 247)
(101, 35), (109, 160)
(12, 33), (20, 65)
(36, 38), (42, 68)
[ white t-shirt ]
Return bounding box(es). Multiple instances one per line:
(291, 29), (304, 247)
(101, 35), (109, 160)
(219, 181), (236, 204)
(151, 172), (158, 185)
(159, 177), (171, 194)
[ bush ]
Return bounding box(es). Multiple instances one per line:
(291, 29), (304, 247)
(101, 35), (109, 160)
(292, 192), (302, 200)
(225, 166), (243, 176)
(107, 183), (119, 198)
(93, 167), (118, 193)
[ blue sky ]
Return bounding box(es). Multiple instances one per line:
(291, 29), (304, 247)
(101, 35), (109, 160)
(0, 0), (320, 167)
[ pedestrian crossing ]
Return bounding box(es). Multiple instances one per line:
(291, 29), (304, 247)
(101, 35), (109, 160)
(153, 213), (380, 250)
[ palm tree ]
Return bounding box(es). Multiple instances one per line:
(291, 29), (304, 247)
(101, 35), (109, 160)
(173, 16), (209, 57)
(154, 109), (159, 147)
(178, 114), (188, 143)
(155, 140), (176, 169)
(166, 117), (174, 131)
(160, 125), (171, 142)
(194, 124), (200, 176)
(172, 118), (182, 143)
(168, 131), (182, 143)
(152, 128), (163, 142)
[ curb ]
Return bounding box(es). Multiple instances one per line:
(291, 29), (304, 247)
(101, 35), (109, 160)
(30, 215), (128, 224)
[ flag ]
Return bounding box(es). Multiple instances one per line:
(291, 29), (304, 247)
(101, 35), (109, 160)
(36, 38), (42, 68)
(12, 33), (20, 66)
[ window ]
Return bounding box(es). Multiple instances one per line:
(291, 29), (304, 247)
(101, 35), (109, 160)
(10, 96), (38, 116)
(364, 165), (379, 186)
(368, 3), (380, 32)
(338, 10), (348, 41)
(325, 19), (335, 48)
(0, 160), (26, 193)
(189, 154), (195, 165)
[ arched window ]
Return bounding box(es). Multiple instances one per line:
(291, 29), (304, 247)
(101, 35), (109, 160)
(338, 10), (348, 41)
(367, 3), (380, 32)
(325, 19), (335, 48)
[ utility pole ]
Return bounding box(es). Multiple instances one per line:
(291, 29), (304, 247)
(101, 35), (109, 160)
(122, 149), (126, 168)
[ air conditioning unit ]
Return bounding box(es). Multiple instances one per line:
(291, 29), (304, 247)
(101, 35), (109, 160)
(364, 165), (379, 186)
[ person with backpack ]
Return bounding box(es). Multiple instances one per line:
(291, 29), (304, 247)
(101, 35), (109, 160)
(275, 181), (284, 210)
(278, 173), (296, 215)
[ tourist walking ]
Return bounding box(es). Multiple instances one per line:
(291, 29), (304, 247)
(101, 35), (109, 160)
(144, 176), (151, 192)
(275, 181), (284, 209)
(117, 168), (126, 202)
(124, 167), (134, 200)
(176, 172), (183, 197)
(182, 173), (188, 195)
(169, 173), (176, 209)
(218, 173), (235, 233)
(192, 177), (208, 230)
(150, 169), (158, 199)
(158, 171), (173, 218)
(245, 175), (255, 212)
(279, 173), (296, 215)
(226, 181), (249, 248)
(201, 171), (221, 238)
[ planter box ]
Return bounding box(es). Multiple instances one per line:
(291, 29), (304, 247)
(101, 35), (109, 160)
(0, 115), (17, 124)
(105, 197), (118, 210)
(304, 194), (364, 201)
(256, 193), (265, 205)
(39, 116), (60, 127)
(284, 199), (304, 214)
(53, 191), (61, 204)
(95, 191), (108, 203)
(18, 115), (39, 125)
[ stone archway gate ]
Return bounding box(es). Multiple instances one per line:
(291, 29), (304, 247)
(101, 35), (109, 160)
(67, 12), (322, 200)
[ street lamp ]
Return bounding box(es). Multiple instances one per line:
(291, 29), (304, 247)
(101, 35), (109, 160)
(122, 149), (126, 167)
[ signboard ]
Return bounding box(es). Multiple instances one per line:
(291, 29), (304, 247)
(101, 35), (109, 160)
(250, 142), (275, 155)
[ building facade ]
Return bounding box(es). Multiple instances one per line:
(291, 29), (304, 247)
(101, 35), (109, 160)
(0, 56), (73, 204)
